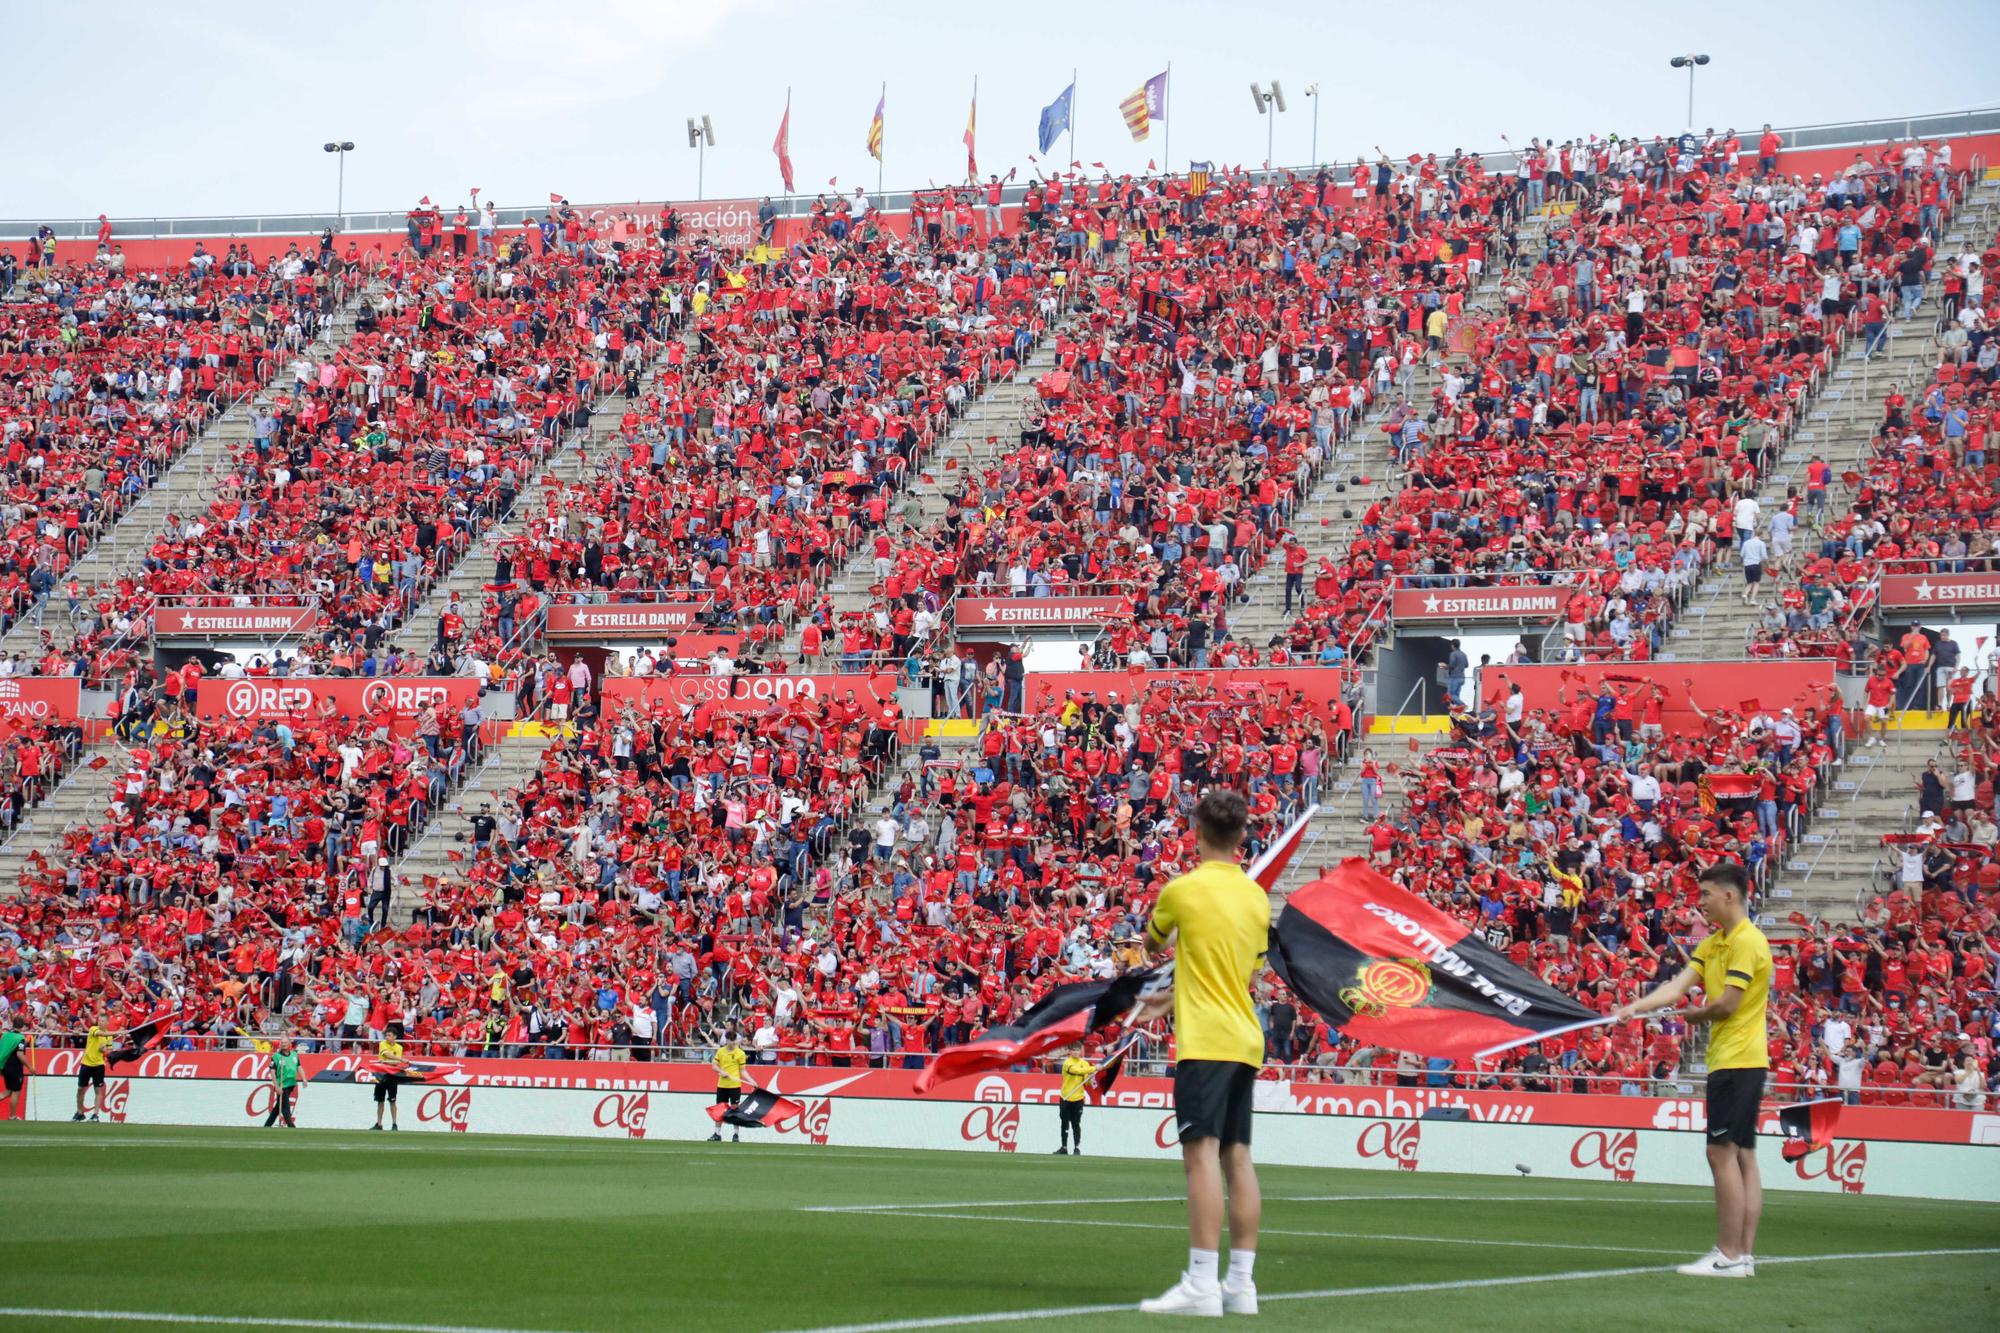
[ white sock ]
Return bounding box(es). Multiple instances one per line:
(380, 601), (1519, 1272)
(1227, 1250), (1256, 1286)
(1187, 1248), (1220, 1290)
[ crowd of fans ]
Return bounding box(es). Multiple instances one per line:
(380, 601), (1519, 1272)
(0, 137), (1992, 1115)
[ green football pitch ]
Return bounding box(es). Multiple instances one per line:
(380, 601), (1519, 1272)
(2, 1123), (1996, 1332)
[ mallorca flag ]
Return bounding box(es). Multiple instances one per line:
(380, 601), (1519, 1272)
(710, 1088), (806, 1130)
(1087, 1043), (1129, 1101)
(774, 96), (796, 193)
(106, 1004), (180, 1068)
(916, 968), (1164, 1093)
(1270, 859), (1600, 1060)
(1778, 1097), (1844, 1163)
(1120, 69), (1168, 142)
(866, 91), (885, 163)
(1187, 161), (1213, 196)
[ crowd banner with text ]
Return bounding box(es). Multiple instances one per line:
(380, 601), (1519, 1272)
(153, 605), (320, 638)
(195, 677), (483, 727)
(600, 672), (902, 722)
(954, 596), (1129, 630)
(544, 603), (711, 639)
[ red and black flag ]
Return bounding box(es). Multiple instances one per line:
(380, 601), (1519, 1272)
(311, 1057), (461, 1086)
(107, 1004), (180, 1068)
(916, 968), (1163, 1094)
(1778, 1097), (1844, 1163)
(709, 1088), (805, 1131)
(1270, 859), (1600, 1060)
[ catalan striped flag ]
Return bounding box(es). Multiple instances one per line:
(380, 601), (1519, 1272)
(1119, 69), (1168, 142)
(866, 91), (885, 162)
(1186, 161), (1213, 196)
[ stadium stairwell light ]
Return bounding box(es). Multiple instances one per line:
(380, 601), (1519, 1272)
(1250, 81), (1286, 172)
(686, 114), (716, 200)
(322, 141), (355, 233)
(1669, 54), (1710, 130)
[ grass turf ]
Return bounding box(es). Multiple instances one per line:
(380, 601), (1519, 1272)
(1, 1122), (1996, 1331)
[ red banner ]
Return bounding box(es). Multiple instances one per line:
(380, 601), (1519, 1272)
(545, 603), (708, 638)
(1023, 668), (1351, 726)
(955, 597), (1129, 630)
(0, 676), (81, 730)
(21, 1049), (1985, 1145)
(1879, 572), (2000, 611)
(1479, 660), (1838, 732)
(1392, 585), (1571, 623)
(195, 677), (483, 727)
(601, 672), (901, 721)
(153, 605), (319, 638)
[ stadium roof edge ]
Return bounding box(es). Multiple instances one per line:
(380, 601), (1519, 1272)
(3, 104), (1997, 243)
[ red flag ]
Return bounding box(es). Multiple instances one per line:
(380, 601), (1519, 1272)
(548, 192), (563, 204)
(1249, 805), (1316, 891)
(828, 176), (838, 188)
(1778, 1098), (1844, 1163)
(1148, 159), (1157, 171)
(915, 971), (1159, 1094)
(774, 96), (796, 194)
(709, 1088), (806, 1130)
(418, 196), (432, 207)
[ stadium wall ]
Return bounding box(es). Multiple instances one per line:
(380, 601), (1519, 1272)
(19, 1060), (1999, 1202)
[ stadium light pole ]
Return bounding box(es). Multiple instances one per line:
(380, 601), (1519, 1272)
(322, 141), (355, 232)
(1669, 54), (1710, 130)
(1303, 83), (1321, 167)
(686, 115), (715, 200)
(1250, 81), (1286, 171)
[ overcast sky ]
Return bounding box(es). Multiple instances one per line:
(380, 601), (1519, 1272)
(8, 0), (1998, 222)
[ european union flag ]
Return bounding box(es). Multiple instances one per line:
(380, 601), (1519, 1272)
(1038, 83), (1074, 155)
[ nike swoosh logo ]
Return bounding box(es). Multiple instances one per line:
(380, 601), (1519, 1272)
(1707, 1129), (1732, 1139)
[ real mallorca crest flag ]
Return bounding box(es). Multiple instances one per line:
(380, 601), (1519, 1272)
(1270, 858), (1600, 1060)
(709, 1088), (806, 1131)
(914, 967), (1166, 1094)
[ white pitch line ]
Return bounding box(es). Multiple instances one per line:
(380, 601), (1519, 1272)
(0, 1310), (575, 1333)
(849, 1209), (1690, 1256)
(0, 1133), (917, 1163)
(804, 1192), (1710, 1213)
(762, 1247), (2000, 1333)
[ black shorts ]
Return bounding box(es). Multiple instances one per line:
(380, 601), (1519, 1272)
(715, 1087), (742, 1106)
(1059, 1099), (1084, 1126)
(373, 1079), (398, 1104)
(1173, 1060), (1256, 1147)
(2, 1056), (22, 1092)
(77, 1064), (106, 1089)
(1705, 1067), (1765, 1148)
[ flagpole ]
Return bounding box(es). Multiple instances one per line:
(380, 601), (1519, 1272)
(1071, 67), (1078, 177)
(1164, 61), (1172, 174)
(783, 86), (793, 242)
(877, 80), (886, 200)
(1471, 1013), (1621, 1063)
(970, 74), (978, 186)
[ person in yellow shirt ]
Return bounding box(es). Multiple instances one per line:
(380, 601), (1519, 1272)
(371, 1022), (406, 1132)
(708, 1029), (749, 1143)
(1137, 790), (1268, 1318)
(1616, 862), (1772, 1278)
(1054, 1047), (1097, 1156)
(73, 1009), (112, 1122)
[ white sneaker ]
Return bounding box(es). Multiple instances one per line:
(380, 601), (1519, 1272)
(1740, 1254), (1756, 1277)
(1221, 1280), (1259, 1315)
(1139, 1274), (1224, 1316)
(1676, 1249), (1749, 1277)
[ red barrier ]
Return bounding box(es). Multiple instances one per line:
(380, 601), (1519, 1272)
(1480, 660), (1838, 731)
(601, 671), (901, 722)
(545, 603), (708, 639)
(1879, 571), (2000, 611)
(194, 676), (483, 729)
(1023, 668), (1351, 726)
(0, 677), (81, 733)
(153, 605), (319, 638)
(956, 596), (1129, 630)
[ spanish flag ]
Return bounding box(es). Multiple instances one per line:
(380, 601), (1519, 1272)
(866, 90), (885, 163)
(1270, 859), (1600, 1060)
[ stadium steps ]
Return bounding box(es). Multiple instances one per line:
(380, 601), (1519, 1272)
(1666, 177), (2000, 662)
(778, 340), (1064, 661)
(1269, 726), (1460, 912)
(1765, 725), (1949, 927)
(0, 287), (380, 659)
(0, 737), (126, 890)
(389, 341), (688, 656)
(1230, 209), (1558, 652)
(388, 731), (559, 920)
